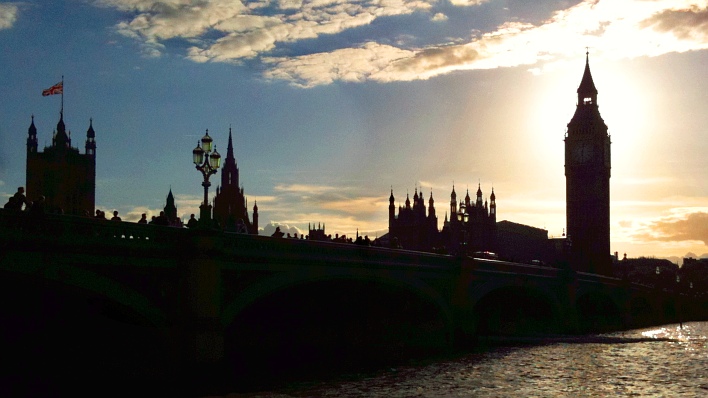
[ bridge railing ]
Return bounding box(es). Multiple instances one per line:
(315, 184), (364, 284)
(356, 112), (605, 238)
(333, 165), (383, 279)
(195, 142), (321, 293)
(219, 231), (457, 270)
(0, 208), (186, 245)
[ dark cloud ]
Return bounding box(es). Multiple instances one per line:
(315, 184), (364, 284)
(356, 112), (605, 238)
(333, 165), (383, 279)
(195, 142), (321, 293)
(639, 212), (708, 245)
(640, 6), (708, 40)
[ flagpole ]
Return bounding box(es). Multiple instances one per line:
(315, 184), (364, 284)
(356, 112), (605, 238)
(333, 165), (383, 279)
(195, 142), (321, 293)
(61, 75), (64, 116)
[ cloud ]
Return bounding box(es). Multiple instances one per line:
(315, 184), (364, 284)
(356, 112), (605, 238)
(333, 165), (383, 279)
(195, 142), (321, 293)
(449, 0), (488, 6)
(431, 13), (447, 22)
(640, 5), (708, 41)
(264, 0), (708, 86)
(262, 221), (304, 237)
(97, 0), (434, 61)
(0, 3), (19, 30)
(95, 1), (708, 86)
(633, 211), (708, 246)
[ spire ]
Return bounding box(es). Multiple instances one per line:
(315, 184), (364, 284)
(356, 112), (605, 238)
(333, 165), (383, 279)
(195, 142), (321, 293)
(227, 126), (234, 159)
(389, 187), (395, 203)
(577, 51), (598, 105)
(220, 126), (239, 188)
(164, 186), (177, 222)
(27, 115), (38, 153)
(85, 118), (96, 156)
(54, 111), (70, 148)
(86, 118), (95, 138)
(490, 187), (496, 201)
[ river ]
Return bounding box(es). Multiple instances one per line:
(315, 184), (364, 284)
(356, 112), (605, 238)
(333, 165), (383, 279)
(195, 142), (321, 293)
(212, 322), (708, 397)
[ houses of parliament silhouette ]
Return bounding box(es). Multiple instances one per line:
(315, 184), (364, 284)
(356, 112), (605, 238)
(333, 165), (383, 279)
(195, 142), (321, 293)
(23, 53), (612, 275)
(386, 53), (612, 275)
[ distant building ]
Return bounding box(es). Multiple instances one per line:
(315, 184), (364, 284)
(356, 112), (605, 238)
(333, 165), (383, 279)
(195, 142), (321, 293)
(495, 220), (553, 264)
(440, 184), (497, 255)
(163, 188), (183, 227)
(308, 223), (327, 241)
(25, 113), (96, 215)
(212, 129), (258, 234)
(388, 188), (439, 252)
(387, 184), (496, 254)
(565, 52), (612, 275)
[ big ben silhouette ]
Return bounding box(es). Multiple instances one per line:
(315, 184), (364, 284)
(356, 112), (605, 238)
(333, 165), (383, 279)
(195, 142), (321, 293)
(565, 52), (612, 276)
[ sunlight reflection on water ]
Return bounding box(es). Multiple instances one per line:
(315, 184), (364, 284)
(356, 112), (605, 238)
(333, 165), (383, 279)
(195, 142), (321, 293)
(219, 322), (708, 398)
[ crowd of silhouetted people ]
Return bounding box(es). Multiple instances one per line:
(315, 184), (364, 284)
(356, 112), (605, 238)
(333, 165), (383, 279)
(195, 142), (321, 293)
(5, 186), (377, 242)
(269, 225), (379, 246)
(2, 186), (198, 229)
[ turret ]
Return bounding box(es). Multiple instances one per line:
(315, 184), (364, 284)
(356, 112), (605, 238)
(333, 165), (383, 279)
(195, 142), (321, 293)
(164, 187), (177, 222)
(253, 200), (259, 234)
(476, 183), (483, 208)
(428, 190), (435, 218)
(389, 188), (396, 229)
(490, 188), (496, 221)
(53, 111), (71, 149)
(27, 115), (38, 154)
(85, 118), (96, 156)
(450, 185), (457, 221)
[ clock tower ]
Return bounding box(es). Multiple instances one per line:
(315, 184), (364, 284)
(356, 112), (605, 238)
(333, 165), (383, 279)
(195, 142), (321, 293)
(564, 53), (612, 276)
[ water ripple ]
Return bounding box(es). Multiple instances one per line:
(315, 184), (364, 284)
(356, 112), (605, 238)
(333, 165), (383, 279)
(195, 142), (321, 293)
(216, 322), (708, 398)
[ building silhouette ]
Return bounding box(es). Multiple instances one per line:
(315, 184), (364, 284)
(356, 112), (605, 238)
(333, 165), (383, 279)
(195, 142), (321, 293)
(25, 113), (96, 215)
(388, 188), (439, 251)
(163, 188), (185, 226)
(565, 53), (612, 275)
(387, 184), (496, 254)
(440, 184), (497, 255)
(212, 128), (258, 234)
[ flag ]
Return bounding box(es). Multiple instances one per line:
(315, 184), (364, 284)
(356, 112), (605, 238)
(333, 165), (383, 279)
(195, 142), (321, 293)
(42, 81), (63, 96)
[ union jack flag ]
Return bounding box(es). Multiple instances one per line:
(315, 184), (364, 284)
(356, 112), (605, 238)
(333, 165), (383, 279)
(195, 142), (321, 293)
(42, 81), (63, 96)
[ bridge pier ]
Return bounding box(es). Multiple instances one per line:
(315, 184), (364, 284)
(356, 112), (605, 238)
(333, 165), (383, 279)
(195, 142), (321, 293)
(173, 229), (226, 389)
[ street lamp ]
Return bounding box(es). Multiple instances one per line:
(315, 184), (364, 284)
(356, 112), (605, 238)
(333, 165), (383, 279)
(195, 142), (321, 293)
(192, 129), (221, 227)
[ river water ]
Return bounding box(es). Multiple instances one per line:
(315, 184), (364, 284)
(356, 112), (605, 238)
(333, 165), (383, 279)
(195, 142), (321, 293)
(214, 322), (708, 397)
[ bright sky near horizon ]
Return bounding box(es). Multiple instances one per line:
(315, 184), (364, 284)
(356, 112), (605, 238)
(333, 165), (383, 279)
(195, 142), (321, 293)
(1, 0), (707, 262)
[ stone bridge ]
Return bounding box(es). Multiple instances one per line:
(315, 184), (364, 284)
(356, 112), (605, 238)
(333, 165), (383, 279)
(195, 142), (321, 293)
(0, 209), (696, 392)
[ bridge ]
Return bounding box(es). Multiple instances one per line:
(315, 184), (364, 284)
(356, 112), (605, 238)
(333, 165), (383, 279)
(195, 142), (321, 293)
(0, 208), (702, 393)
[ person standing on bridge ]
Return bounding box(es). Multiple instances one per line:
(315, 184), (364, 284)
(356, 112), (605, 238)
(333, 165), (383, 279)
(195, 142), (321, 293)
(186, 214), (198, 228)
(6, 187), (28, 211)
(111, 211), (122, 222)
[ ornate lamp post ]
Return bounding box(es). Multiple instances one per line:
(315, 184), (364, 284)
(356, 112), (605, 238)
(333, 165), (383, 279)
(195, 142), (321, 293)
(192, 130), (221, 227)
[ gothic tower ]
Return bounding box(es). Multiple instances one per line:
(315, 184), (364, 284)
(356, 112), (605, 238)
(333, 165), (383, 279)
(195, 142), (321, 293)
(564, 53), (612, 275)
(164, 187), (177, 223)
(26, 112), (96, 215)
(212, 128), (257, 234)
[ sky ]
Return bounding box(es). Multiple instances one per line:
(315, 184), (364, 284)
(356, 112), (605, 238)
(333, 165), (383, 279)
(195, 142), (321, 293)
(1, 0), (708, 262)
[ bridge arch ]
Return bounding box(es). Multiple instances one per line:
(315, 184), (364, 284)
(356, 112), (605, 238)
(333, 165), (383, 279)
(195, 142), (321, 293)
(575, 287), (624, 333)
(467, 280), (566, 336)
(221, 267), (454, 381)
(0, 251), (168, 327)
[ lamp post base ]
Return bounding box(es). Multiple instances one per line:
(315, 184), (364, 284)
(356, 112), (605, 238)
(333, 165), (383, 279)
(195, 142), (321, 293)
(199, 204), (212, 228)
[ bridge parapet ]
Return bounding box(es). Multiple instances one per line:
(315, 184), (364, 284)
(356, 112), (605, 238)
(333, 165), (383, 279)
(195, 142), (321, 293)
(0, 208), (186, 247)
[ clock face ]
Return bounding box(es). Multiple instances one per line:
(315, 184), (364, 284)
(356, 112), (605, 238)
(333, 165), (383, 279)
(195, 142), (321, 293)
(571, 142), (593, 163)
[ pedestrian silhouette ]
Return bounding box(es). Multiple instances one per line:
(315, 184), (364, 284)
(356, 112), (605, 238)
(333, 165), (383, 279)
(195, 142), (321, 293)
(187, 214), (198, 228)
(271, 226), (284, 238)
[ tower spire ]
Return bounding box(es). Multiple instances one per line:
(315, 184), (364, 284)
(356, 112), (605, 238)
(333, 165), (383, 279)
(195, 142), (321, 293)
(577, 51), (598, 105)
